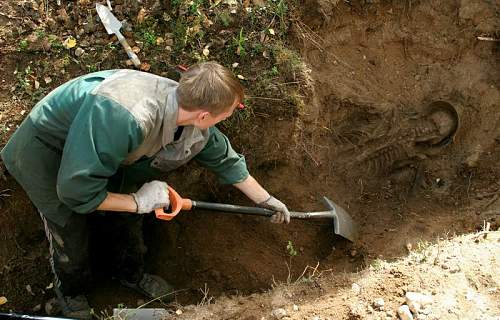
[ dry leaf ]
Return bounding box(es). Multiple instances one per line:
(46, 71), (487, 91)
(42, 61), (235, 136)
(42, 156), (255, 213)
(62, 36), (77, 49)
(140, 62), (151, 71)
(156, 37), (164, 45)
(137, 8), (146, 24)
(202, 46), (210, 57)
(45, 282), (53, 290)
(34, 80), (40, 90)
(44, 77), (52, 84)
(232, 62), (239, 68)
(237, 74), (245, 80)
(0, 297), (7, 305)
(132, 46), (141, 54)
(268, 28), (275, 35)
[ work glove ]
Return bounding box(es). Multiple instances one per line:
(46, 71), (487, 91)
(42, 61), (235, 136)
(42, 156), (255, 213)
(132, 181), (170, 214)
(258, 196), (290, 224)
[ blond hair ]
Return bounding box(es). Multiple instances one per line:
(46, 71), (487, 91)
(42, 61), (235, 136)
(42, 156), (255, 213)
(176, 62), (244, 115)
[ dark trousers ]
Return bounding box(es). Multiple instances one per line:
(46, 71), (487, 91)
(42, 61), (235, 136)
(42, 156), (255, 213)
(40, 211), (146, 297)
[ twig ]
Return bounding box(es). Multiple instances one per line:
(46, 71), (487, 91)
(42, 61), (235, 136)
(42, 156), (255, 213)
(484, 194), (499, 209)
(136, 288), (189, 309)
(477, 36), (500, 42)
(247, 96), (283, 101)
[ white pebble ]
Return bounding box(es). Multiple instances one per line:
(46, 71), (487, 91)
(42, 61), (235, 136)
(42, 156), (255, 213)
(373, 298), (385, 309)
(271, 308), (287, 319)
(398, 305), (414, 320)
(408, 301), (421, 314)
(405, 292), (433, 306)
(351, 283), (361, 295)
(292, 304), (299, 311)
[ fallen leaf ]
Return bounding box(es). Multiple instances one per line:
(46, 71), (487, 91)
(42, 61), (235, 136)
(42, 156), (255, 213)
(232, 62), (239, 68)
(34, 80), (40, 90)
(44, 77), (52, 84)
(45, 283), (53, 290)
(156, 37), (164, 45)
(0, 297), (7, 305)
(140, 62), (151, 71)
(132, 46), (141, 54)
(62, 36), (76, 49)
(26, 284), (35, 296)
(175, 309), (183, 315)
(202, 46), (210, 57)
(237, 74), (245, 80)
(268, 28), (275, 35)
(137, 8), (146, 24)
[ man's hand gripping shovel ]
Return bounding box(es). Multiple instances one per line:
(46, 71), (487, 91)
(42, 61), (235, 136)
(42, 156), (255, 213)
(156, 187), (358, 242)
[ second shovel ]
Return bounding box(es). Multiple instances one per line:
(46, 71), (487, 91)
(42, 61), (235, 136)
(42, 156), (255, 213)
(96, 3), (141, 68)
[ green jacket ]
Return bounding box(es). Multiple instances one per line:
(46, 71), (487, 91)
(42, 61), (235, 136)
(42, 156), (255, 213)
(1, 70), (249, 226)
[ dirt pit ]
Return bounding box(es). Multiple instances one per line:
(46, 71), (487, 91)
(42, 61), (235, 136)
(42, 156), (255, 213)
(1, 0), (499, 316)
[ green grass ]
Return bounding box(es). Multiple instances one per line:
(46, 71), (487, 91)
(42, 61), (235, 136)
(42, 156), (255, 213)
(18, 39), (28, 52)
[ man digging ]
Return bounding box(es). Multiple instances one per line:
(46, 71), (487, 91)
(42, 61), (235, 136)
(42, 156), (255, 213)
(1, 62), (290, 319)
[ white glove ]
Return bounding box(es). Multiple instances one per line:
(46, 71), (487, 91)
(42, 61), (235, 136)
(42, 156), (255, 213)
(258, 196), (290, 224)
(132, 181), (170, 214)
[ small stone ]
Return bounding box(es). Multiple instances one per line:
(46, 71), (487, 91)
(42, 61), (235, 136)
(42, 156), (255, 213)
(75, 47), (85, 57)
(448, 265), (460, 273)
(175, 309), (182, 315)
(351, 283), (361, 295)
(405, 292), (433, 307)
(292, 304), (299, 311)
(408, 301), (421, 314)
(271, 308), (287, 319)
(420, 308), (431, 315)
(373, 298), (385, 310)
(311, 317), (321, 320)
(45, 298), (60, 315)
(398, 305), (413, 320)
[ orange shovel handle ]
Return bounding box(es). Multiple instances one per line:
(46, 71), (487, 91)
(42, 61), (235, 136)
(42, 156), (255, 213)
(155, 186), (193, 221)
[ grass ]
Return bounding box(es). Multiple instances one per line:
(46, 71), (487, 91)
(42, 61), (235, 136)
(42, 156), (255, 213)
(18, 39), (28, 52)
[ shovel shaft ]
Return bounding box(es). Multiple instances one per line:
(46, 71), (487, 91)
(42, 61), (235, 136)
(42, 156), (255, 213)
(192, 201), (333, 219)
(116, 31), (141, 67)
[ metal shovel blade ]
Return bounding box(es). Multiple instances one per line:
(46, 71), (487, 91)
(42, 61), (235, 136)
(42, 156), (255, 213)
(322, 197), (358, 242)
(96, 3), (122, 35)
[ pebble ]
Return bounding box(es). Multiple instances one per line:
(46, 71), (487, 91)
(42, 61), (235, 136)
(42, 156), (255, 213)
(75, 47), (85, 57)
(271, 308), (287, 319)
(292, 305), (299, 311)
(351, 283), (361, 295)
(420, 307), (431, 315)
(373, 298), (385, 310)
(405, 292), (433, 307)
(408, 301), (421, 314)
(398, 305), (413, 320)
(311, 316), (321, 320)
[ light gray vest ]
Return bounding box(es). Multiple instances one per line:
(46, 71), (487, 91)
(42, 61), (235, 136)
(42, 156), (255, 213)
(93, 70), (210, 172)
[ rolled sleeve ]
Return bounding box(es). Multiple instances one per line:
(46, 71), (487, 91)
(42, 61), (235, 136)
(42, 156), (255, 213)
(194, 127), (250, 185)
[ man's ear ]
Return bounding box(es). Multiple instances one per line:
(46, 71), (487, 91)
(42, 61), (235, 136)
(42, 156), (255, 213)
(198, 111), (210, 121)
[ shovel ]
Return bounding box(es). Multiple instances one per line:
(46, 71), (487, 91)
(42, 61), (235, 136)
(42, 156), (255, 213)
(155, 187), (358, 242)
(96, 3), (141, 68)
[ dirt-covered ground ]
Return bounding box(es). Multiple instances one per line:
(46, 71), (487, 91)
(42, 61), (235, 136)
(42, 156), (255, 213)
(0, 0), (499, 319)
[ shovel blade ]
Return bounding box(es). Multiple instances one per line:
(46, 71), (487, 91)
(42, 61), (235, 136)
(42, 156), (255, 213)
(322, 197), (358, 242)
(96, 3), (122, 35)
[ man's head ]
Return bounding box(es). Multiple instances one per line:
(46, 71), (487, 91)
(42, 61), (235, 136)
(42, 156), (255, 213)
(176, 62), (244, 129)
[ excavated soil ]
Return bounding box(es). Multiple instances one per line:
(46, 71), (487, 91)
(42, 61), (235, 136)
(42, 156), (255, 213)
(1, 0), (499, 316)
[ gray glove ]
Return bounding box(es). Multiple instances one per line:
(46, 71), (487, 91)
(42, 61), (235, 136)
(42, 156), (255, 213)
(132, 181), (170, 214)
(258, 196), (290, 224)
